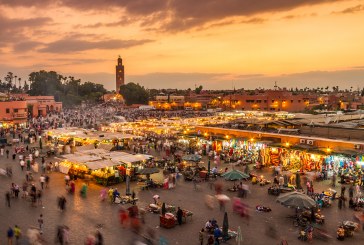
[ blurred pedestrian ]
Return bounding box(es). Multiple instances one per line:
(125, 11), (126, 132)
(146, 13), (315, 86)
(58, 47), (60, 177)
(95, 230), (103, 245)
(38, 214), (44, 234)
(7, 226), (14, 245)
(177, 207), (183, 225)
(332, 173), (336, 187)
(45, 175), (50, 188)
(84, 234), (96, 245)
(5, 191), (11, 207)
(37, 190), (43, 206)
(20, 159), (25, 171)
(57, 195), (66, 211)
(80, 183), (87, 198)
(338, 197), (343, 209)
(199, 228), (204, 245)
(14, 225), (21, 243)
(40, 175), (45, 190)
(56, 225), (64, 244)
(349, 185), (354, 199)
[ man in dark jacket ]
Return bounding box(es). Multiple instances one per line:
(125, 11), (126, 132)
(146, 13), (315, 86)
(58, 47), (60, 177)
(176, 207), (183, 225)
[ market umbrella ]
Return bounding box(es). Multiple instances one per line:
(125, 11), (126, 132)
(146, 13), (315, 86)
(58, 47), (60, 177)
(161, 202), (166, 216)
(182, 154), (202, 162)
(221, 169), (250, 181)
(276, 192), (316, 209)
(222, 212), (229, 240)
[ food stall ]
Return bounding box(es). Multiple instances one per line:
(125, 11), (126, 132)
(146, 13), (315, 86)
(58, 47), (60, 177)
(86, 159), (121, 186)
(58, 151), (153, 185)
(59, 154), (102, 177)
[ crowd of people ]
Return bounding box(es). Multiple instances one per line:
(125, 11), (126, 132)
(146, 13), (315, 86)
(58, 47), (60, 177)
(2, 102), (364, 244)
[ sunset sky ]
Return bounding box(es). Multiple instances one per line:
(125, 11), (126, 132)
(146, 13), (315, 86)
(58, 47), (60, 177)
(0, 0), (364, 91)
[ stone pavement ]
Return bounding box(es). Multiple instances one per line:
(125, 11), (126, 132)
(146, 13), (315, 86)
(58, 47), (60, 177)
(1, 146), (364, 244)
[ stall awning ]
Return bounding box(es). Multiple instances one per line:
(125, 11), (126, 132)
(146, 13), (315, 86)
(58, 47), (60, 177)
(62, 154), (102, 163)
(332, 148), (361, 157)
(77, 144), (95, 151)
(78, 148), (108, 155)
(97, 144), (114, 151)
(112, 154), (153, 164)
(84, 159), (117, 170)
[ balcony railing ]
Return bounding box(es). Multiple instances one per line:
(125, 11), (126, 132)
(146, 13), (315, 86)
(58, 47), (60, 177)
(12, 113), (27, 119)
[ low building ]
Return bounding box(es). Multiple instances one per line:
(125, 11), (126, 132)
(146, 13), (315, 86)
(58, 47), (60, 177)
(0, 94), (63, 127)
(149, 95), (185, 110)
(220, 90), (316, 112)
(0, 100), (28, 128)
(25, 96), (62, 117)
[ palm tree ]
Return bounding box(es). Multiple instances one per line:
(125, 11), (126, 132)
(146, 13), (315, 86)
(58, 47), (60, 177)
(23, 80), (29, 92)
(14, 75), (17, 89)
(18, 77), (21, 90)
(5, 72), (14, 90)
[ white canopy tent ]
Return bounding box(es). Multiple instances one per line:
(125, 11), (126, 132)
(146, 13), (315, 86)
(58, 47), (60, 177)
(84, 159), (117, 170)
(62, 154), (102, 163)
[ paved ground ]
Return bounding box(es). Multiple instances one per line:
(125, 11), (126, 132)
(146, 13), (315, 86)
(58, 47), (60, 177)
(1, 145), (364, 244)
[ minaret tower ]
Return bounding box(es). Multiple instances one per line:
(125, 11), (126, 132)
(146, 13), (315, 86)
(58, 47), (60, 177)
(116, 56), (125, 92)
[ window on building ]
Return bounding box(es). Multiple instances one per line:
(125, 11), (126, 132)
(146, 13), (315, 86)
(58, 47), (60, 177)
(272, 100), (275, 103)
(14, 109), (18, 113)
(270, 108), (275, 111)
(264, 100), (267, 103)
(291, 100), (293, 103)
(298, 100), (301, 103)
(6, 108), (10, 113)
(256, 100), (261, 103)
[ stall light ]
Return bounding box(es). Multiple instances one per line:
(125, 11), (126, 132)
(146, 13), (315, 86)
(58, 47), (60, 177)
(356, 161), (364, 166)
(250, 138), (254, 142)
(326, 147), (331, 153)
(204, 132), (208, 137)
(285, 142), (290, 147)
(225, 135), (229, 139)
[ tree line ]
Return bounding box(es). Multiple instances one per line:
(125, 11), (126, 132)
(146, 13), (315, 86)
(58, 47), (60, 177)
(1, 71), (107, 107)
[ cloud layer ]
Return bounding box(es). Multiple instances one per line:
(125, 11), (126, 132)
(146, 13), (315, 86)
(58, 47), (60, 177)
(0, 0), (345, 32)
(0, 0), (363, 91)
(39, 39), (154, 53)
